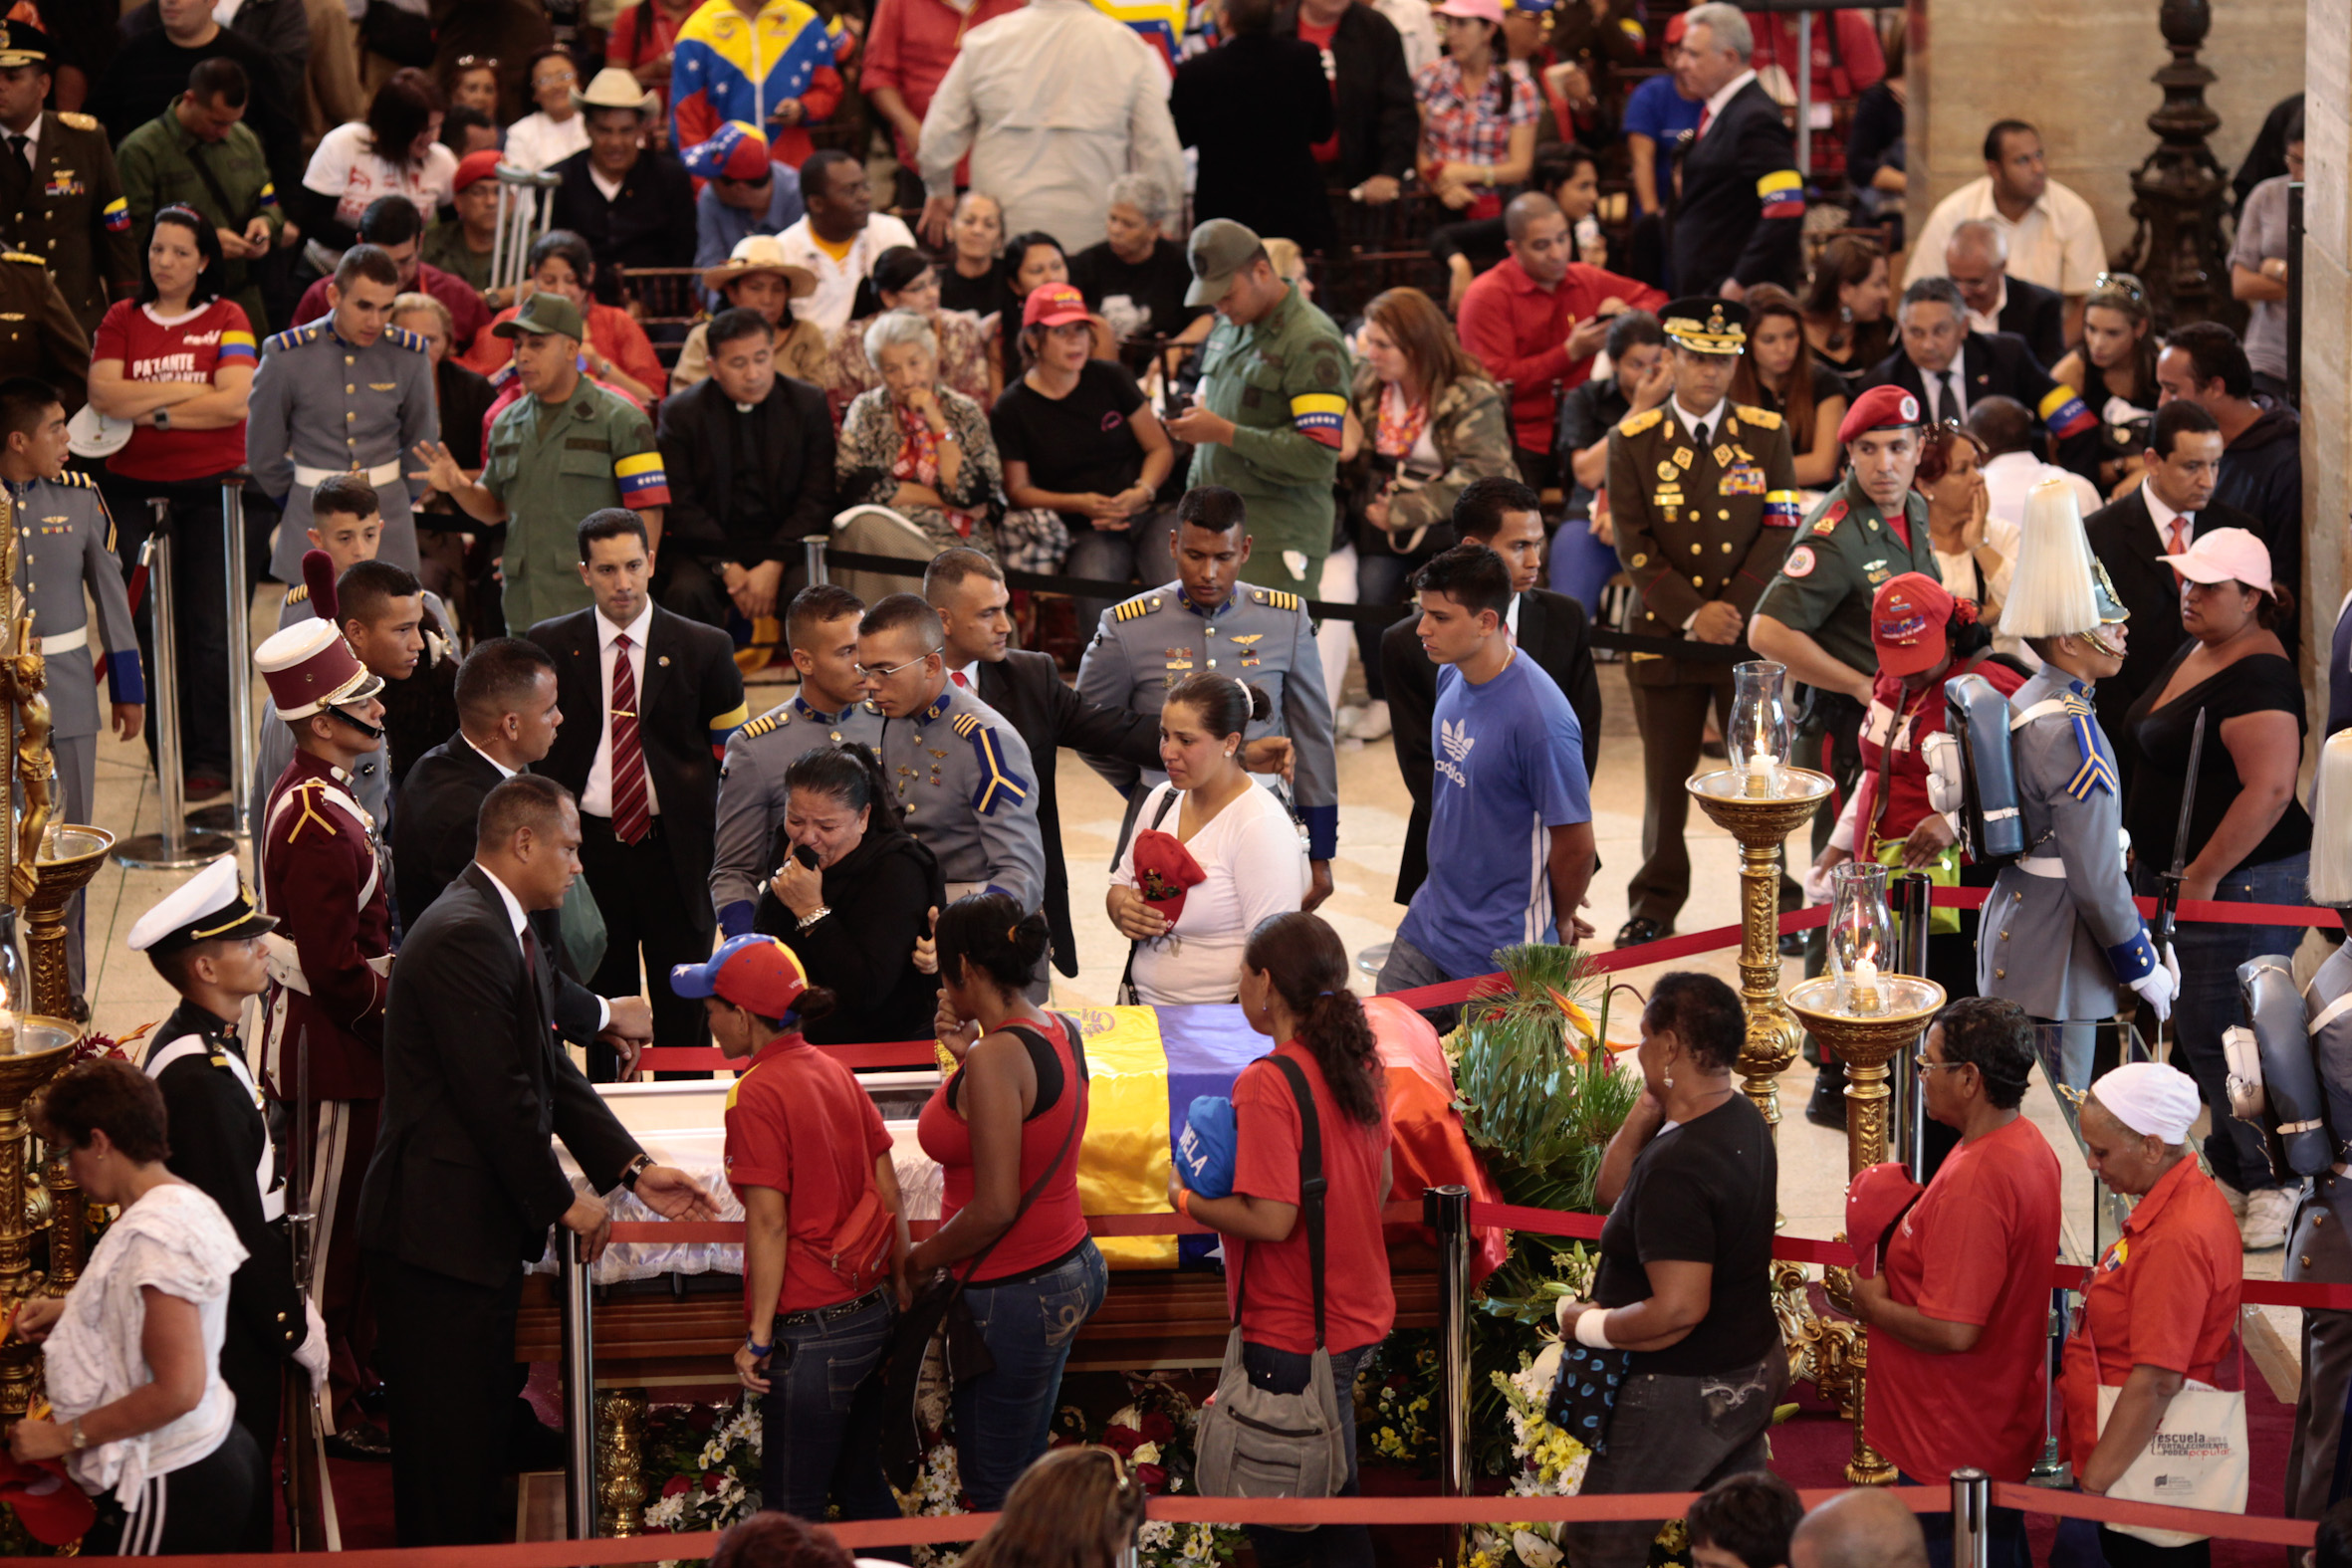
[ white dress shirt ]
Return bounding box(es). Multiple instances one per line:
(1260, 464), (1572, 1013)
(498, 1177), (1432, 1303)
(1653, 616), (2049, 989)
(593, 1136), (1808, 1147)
(2143, 476), (2192, 555)
(465, 734), (520, 780)
(0, 113), (41, 166)
(916, 0), (1187, 254)
(1904, 175), (2109, 296)
(1963, 278), (2007, 339)
(583, 602), (659, 820)
(1697, 69), (1759, 134)
(776, 212), (920, 334)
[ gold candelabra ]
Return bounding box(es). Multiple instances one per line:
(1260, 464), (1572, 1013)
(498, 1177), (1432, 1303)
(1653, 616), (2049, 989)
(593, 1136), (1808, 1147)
(0, 1016), (80, 1423)
(1785, 973), (1946, 1486)
(1685, 769), (1834, 1130)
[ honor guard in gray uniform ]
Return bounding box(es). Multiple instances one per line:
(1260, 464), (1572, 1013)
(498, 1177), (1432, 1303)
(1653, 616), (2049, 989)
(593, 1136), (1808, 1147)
(0, 379), (144, 1002)
(1073, 486), (1337, 897)
(245, 245), (437, 578)
(1955, 478), (2174, 1087)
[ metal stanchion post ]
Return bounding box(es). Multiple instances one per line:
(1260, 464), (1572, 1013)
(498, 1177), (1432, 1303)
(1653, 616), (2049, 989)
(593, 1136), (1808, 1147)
(187, 479), (253, 836)
(115, 522), (233, 868)
(1795, 10), (1814, 177)
(1426, 1184), (1472, 1568)
(562, 1229), (597, 1539)
(1951, 1468), (1991, 1568)
(803, 535), (829, 586)
(1893, 871), (1932, 1177)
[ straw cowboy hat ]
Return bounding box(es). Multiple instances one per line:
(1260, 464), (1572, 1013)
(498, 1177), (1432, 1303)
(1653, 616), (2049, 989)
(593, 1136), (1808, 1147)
(572, 65), (660, 117)
(700, 234), (818, 298)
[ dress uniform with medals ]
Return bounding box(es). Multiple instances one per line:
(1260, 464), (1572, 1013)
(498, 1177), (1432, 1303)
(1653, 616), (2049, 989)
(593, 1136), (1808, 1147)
(0, 24), (137, 337)
(245, 309), (438, 580)
(4, 460), (143, 1001)
(878, 672), (1044, 919)
(1609, 297), (1800, 941)
(253, 617), (394, 1445)
(129, 857), (326, 1549)
(1075, 574), (1339, 873)
(1969, 479), (2171, 1088)
(711, 692), (884, 936)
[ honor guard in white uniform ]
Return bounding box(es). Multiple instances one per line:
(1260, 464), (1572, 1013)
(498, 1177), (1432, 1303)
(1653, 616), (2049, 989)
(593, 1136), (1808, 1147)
(130, 856), (328, 1548)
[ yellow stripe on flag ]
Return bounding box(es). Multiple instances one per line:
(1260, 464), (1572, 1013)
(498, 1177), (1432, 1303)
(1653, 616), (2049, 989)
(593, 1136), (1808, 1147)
(1069, 1005), (1180, 1268)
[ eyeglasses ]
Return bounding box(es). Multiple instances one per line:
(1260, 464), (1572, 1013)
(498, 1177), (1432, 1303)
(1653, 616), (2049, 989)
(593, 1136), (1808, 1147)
(2088, 271), (2145, 304)
(853, 653), (929, 681)
(1911, 1052), (1970, 1073)
(534, 67), (579, 86)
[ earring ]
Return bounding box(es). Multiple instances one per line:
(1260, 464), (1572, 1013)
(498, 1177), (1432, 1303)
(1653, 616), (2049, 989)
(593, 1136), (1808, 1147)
(1840, 304), (1853, 325)
(1663, 1069), (1675, 1091)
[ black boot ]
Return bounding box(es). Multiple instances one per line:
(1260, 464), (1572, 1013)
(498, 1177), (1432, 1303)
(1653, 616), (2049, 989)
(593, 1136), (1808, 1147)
(1805, 1054), (1848, 1130)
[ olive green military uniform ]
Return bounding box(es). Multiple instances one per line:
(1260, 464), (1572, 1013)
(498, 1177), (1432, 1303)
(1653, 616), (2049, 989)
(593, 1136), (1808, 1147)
(1611, 396), (1800, 927)
(420, 220), (492, 296)
(115, 109), (284, 336)
(479, 380), (668, 634)
(0, 251), (89, 412)
(1188, 281), (1348, 592)
(1, 111), (138, 337)
(1754, 472), (1942, 864)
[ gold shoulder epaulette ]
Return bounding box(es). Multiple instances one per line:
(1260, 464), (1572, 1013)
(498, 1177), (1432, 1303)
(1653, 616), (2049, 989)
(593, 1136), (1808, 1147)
(54, 112), (97, 131)
(0, 251), (43, 267)
(284, 584), (308, 605)
(739, 711), (782, 741)
(951, 712), (982, 739)
(1734, 404), (1782, 430)
(56, 471), (95, 490)
(382, 326), (428, 352)
(1617, 407), (1664, 438)
(1112, 592), (1161, 623)
(1253, 589), (1300, 612)
(264, 326), (315, 353)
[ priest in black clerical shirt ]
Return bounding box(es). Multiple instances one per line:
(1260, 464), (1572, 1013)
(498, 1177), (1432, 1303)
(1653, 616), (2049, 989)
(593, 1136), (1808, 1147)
(654, 307), (838, 630)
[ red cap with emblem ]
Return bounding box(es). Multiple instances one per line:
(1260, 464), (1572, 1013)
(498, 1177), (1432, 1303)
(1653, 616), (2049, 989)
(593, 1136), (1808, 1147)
(1837, 383), (1924, 444)
(256, 619), (384, 721)
(1869, 571), (1961, 679)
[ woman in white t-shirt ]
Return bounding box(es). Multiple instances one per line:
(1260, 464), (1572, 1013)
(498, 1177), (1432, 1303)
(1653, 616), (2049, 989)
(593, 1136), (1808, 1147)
(9, 1061), (268, 1554)
(504, 47), (592, 173)
(298, 68), (457, 263)
(1109, 674), (1309, 1005)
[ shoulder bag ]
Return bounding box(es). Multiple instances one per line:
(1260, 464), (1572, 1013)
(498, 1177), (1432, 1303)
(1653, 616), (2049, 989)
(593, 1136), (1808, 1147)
(1118, 789), (1191, 1006)
(1195, 1055), (1351, 1520)
(2086, 1311), (2247, 1546)
(865, 1014), (1089, 1491)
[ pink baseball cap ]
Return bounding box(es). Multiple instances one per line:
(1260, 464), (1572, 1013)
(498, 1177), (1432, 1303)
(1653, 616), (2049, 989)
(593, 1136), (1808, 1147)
(1435, 0), (1506, 25)
(2157, 526), (2274, 596)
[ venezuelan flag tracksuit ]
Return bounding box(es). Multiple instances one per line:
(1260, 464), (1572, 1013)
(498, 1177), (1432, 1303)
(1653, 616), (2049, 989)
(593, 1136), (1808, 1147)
(670, 0), (850, 169)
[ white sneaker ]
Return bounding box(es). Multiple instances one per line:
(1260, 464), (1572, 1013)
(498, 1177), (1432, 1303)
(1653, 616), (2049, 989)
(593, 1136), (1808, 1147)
(2240, 1187), (2295, 1251)
(1335, 704), (1364, 738)
(2213, 1178), (2249, 1219)
(1351, 700), (1392, 742)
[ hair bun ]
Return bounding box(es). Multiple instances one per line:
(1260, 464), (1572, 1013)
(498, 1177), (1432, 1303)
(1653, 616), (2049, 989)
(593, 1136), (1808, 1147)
(1243, 680), (1273, 724)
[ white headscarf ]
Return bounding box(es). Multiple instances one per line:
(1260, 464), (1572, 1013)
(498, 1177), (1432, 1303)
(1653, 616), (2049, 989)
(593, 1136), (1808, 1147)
(2088, 1061), (2202, 1144)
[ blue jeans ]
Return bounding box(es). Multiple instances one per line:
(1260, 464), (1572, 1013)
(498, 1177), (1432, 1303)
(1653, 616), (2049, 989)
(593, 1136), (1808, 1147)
(1375, 933), (1463, 1033)
(2136, 850), (2310, 1193)
(759, 1290), (902, 1523)
(952, 1241), (1109, 1509)
(1352, 549), (1419, 703)
(1899, 1471), (2031, 1568)
(1238, 1341), (1374, 1568)
(1064, 504), (1178, 634)
(1548, 516), (1619, 618)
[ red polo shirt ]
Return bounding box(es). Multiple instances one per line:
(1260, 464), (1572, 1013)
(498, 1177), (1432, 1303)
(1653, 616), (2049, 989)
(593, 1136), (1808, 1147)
(2056, 1155), (2241, 1463)
(294, 260), (494, 352)
(1456, 256), (1666, 455)
(862, 0), (1027, 168)
(723, 1032), (896, 1314)
(1867, 1114), (2062, 1481)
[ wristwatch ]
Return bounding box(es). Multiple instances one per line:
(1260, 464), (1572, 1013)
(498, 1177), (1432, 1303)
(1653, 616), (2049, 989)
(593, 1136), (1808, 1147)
(70, 1418), (86, 1452)
(618, 1153), (653, 1192)
(798, 905), (831, 932)
(151, 407), (172, 431)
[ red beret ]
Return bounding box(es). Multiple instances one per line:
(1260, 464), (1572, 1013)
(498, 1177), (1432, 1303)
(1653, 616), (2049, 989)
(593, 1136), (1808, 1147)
(452, 148), (502, 193)
(1132, 827), (1207, 924)
(1838, 383), (1924, 444)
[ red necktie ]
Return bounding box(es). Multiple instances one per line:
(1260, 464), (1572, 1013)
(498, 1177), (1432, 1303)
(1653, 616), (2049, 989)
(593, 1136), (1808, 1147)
(2167, 519), (2191, 582)
(951, 670), (970, 689)
(609, 632), (651, 844)
(1696, 106), (1712, 138)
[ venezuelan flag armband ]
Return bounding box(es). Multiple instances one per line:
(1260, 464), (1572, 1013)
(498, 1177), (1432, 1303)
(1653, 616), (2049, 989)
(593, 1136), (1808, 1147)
(614, 449), (671, 510)
(1291, 392), (1346, 449)
(2039, 383), (2097, 441)
(1758, 168), (1804, 220)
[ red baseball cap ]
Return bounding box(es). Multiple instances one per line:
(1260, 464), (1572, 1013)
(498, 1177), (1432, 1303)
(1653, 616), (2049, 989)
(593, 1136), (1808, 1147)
(1870, 572), (1958, 678)
(453, 148), (502, 193)
(670, 935), (811, 1018)
(1838, 383), (1924, 444)
(1023, 282), (1091, 330)
(1662, 11), (1688, 45)
(1846, 1162), (1924, 1280)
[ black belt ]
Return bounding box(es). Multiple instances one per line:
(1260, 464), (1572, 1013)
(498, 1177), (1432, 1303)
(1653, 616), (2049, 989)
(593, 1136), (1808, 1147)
(775, 1283), (889, 1329)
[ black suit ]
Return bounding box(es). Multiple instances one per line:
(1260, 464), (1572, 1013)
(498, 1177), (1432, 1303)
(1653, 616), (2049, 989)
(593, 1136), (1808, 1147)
(1669, 78), (1802, 293)
(976, 650), (1162, 977)
(1273, 0), (1417, 191)
(357, 864), (641, 1545)
(1172, 35), (1337, 255)
(393, 734), (605, 1034)
(1994, 276), (2067, 370)
(654, 373), (837, 629)
(549, 146), (697, 275)
(531, 605), (747, 1063)
(1380, 589), (1602, 903)
(2083, 486), (2262, 771)
(1864, 331), (2101, 483)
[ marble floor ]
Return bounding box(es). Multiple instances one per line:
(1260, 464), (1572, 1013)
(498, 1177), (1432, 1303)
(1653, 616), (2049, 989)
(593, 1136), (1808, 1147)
(67, 592), (2295, 1391)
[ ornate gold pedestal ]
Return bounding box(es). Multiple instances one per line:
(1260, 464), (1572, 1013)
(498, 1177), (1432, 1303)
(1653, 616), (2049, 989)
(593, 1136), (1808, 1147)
(1785, 974), (1946, 1486)
(0, 1018), (80, 1423)
(595, 1389), (648, 1535)
(1686, 769), (1834, 1130)
(23, 827), (114, 1022)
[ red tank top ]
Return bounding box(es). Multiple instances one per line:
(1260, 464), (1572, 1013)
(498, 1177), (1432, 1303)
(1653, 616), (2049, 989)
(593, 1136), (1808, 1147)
(917, 1013), (1089, 1282)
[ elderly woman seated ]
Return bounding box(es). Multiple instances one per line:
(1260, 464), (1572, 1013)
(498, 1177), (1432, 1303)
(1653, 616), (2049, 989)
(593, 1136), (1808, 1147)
(818, 245), (998, 425)
(831, 309), (1009, 605)
(1066, 173), (1212, 353)
(670, 235), (829, 393)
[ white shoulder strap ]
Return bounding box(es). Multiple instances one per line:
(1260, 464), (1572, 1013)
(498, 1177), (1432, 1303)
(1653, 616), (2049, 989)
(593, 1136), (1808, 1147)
(2309, 991), (2352, 1036)
(2010, 698), (2069, 731)
(141, 1033), (211, 1078)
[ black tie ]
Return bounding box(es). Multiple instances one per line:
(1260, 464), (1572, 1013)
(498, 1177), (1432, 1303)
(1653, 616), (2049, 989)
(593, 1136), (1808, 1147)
(1693, 418), (1712, 452)
(4, 134), (27, 171)
(1938, 370), (1961, 424)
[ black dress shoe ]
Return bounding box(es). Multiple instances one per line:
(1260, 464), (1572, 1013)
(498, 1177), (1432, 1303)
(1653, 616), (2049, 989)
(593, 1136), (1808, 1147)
(325, 1423), (393, 1462)
(1805, 1058), (1849, 1130)
(1614, 917), (1672, 949)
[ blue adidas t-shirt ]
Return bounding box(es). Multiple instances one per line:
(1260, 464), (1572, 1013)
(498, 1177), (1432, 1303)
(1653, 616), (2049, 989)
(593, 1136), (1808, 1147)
(1623, 74), (1703, 144)
(1396, 651), (1591, 982)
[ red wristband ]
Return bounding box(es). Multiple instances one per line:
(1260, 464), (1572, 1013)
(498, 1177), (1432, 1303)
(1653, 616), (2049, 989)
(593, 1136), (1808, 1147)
(1173, 1187), (1193, 1220)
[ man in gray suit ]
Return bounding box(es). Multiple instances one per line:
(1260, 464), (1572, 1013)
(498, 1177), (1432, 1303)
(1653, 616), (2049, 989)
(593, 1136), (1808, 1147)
(1970, 480), (2174, 1088)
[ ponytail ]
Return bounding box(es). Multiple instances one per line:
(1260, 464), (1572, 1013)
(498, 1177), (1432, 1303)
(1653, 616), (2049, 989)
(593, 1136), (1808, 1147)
(937, 891), (1052, 996)
(1243, 913), (1383, 1127)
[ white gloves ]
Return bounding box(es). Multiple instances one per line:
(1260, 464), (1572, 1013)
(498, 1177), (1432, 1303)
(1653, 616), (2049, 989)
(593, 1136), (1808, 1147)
(294, 1298), (330, 1390)
(1922, 732), (1964, 816)
(261, 933), (309, 995)
(2128, 947), (2178, 1023)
